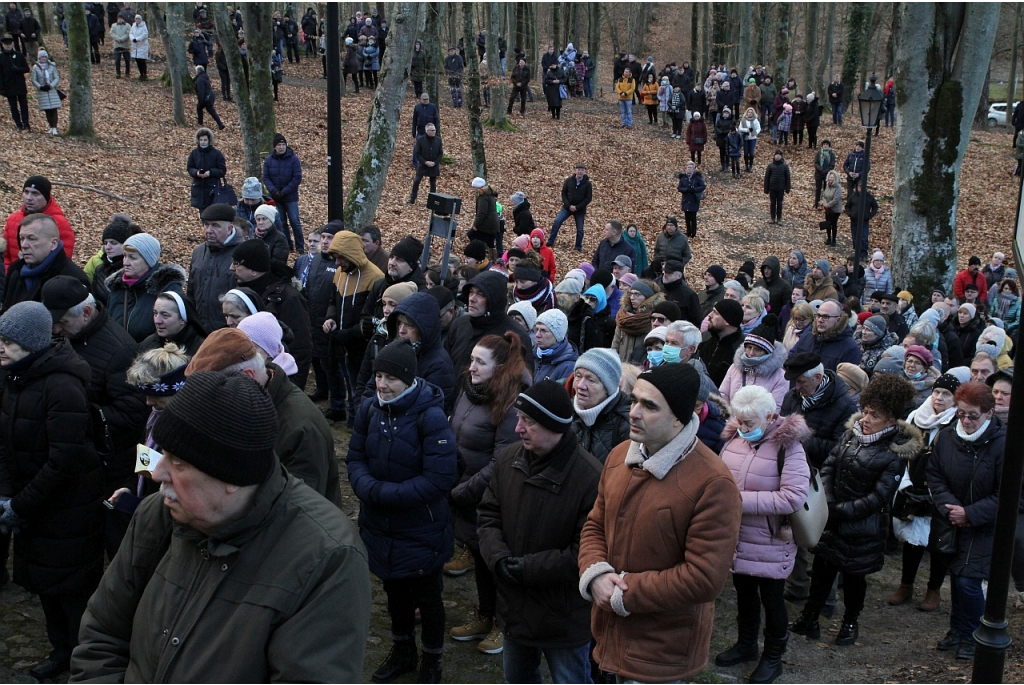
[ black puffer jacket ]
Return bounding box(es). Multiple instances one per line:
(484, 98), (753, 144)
(571, 391), (631, 464)
(473, 185), (500, 237)
(477, 432), (602, 649)
(66, 309), (148, 485)
(814, 415), (923, 575)
(105, 263), (187, 343)
(927, 418), (1005, 579)
(780, 371), (858, 469)
(0, 341), (104, 596)
(566, 298), (615, 353)
(512, 199), (536, 236)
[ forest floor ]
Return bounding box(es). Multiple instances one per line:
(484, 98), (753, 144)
(0, 37), (1023, 685)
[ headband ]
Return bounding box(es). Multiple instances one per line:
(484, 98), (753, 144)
(227, 289), (259, 315)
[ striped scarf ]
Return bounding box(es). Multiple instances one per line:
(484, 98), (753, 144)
(801, 374), (831, 411)
(852, 420), (897, 445)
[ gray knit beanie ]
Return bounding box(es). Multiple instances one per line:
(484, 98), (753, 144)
(536, 309), (568, 343)
(124, 233), (161, 268)
(0, 301), (54, 353)
(574, 348), (622, 395)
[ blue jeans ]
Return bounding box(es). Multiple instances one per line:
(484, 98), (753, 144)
(619, 99), (632, 127)
(583, 76), (593, 98)
(949, 574), (985, 643)
(884, 105), (895, 127)
(549, 208), (586, 251)
(743, 138), (757, 160)
(278, 199), (303, 250)
(503, 638), (591, 684)
(832, 100), (843, 124)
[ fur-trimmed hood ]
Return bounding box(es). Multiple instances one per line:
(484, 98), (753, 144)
(731, 340), (787, 377)
(721, 411), (810, 447)
(105, 262), (187, 294)
(194, 126), (216, 147)
(706, 392), (731, 420)
(844, 413), (925, 460)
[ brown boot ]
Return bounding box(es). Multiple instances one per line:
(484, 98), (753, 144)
(918, 588), (941, 612)
(888, 584), (914, 605)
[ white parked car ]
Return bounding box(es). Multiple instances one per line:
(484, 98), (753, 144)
(988, 101), (1020, 126)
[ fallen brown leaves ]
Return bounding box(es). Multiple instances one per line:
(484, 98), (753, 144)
(0, 40), (1018, 292)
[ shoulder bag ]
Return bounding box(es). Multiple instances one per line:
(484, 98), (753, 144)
(778, 446), (828, 548)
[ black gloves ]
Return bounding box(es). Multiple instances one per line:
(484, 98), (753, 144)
(495, 557), (525, 586)
(40, 84), (51, 91)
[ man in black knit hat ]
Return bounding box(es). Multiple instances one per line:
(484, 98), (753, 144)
(360, 234), (426, 342)
(697, 299), (744, 387)
(477, 379), (603, 682)
(71, 371), (371, 683)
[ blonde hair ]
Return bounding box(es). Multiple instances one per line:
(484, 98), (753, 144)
(741, 293), (766, 317)
(126, 343), (190, 386)
(619, 364), (642, 395)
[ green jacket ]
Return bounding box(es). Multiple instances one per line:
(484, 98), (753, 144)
(110, 21), (131, 51)
(69, 462), (371, 683)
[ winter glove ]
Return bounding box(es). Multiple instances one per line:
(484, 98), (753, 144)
(495, 556), (525, 586)
(0, 500), (23, 535)
(271, 190), (284, 202)
(360, 316), (376, 340)
(40, 84), (51, 92)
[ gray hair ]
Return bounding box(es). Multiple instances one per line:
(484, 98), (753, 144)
(666, 320), (702, 349)
(802, 363), (825, 379)
(66, 293), (97, 318)
(221, 352), (267, 376)
(972, 350), (998, 368)
(740, 293), (765, 317)
(907, 321), (937, 348)
(218, 291), (249, 313)
(730, 385), (777, 421)
(723, 280), (746, 299)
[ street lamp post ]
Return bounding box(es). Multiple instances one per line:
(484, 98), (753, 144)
(326, 3), (343, 222)
(854, 75), (883, 264)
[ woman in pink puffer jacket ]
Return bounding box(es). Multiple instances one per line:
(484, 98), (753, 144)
(719, 313), (789, 411)
(715, 385), (811, 683)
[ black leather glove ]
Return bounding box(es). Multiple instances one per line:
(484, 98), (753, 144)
(495, 556), (525, 586)
(360, 316), (375, 339)
(40, 84), (51, 92)
(271, 190), (284, 202)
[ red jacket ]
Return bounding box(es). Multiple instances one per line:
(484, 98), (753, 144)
(529, 229), (557, 283)
(4, 198), (76, 268)
(953, 268), (988, 304)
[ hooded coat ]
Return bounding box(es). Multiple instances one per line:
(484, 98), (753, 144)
(719, 413), (811, 579)
(262, 146), (302, 204)
(346, 379), (456, 580)
(385, 293), (455, 410)
(325, 231), (384, 359)
(473, 185), (500, 237)
(815, 415), (924, 575)
(566, 296), (615, 354)
(719, 342), (789, 410)
(512, 199), (536, 236)
(105, 263), (187, 343)
(781, 250), (809, 288)
(698, 327), (744, 387)
(0, 341), (104, 597)
(445, 270), (534, 380)
(754, 256), (793, 315)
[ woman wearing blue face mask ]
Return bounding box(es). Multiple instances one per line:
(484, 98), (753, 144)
(641, 326), (667, 370)
(717, 385), (810, 683)
(903, 345), (939, 406)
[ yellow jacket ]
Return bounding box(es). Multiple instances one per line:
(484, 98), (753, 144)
(616, 77), (636, 101)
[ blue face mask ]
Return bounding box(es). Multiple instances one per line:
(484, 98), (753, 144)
(647, 350), (664, 366)
(906, 370), (924, 381)
(738, 426), (765, 442)
(662, 344), (682, 364)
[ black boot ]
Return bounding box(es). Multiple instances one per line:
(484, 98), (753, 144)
(715, 619), (761, 666)
(416, 651), (443, 684)
(789, 610), (820, 640)
(748, 633), (788, 684)
(836, 620), (859, 646)
(372, 640), (418, 683)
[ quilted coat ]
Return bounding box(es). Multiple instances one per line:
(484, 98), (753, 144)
(719, 342), (789, 410)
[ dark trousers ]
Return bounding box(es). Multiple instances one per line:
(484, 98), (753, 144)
(6, 94), (29, 129)
(470, 546), (497, 618)
(949, 574), (985, 643)
(413, 80), (423, 97)
(39, 593), (90, 663)
(793, 128), (804, 145)
(730, 156), (741, 175)
(733, 573), (788, 639)
(814, 174), (826, 206)
(411, 170), (437, 201)
(466, 228), (495, 249)
(44, 108), (58, 128)
(90, 41), (101, 64)
(286, 40), (300, 63)
(806, 556), (867, 623)
(850, 218), (869, 257)
(901, 543), (951, 591)
(344, 72), (359, 92)
(114, 48), (130, 76)
(197, 100), (224, 128)
(507, 85), (527, 114)
(218, 68), (231, 99)
(672, 113), (683, 135)
(305, 37), (316, 56)
(690, 149), (703, 164)
(136, 58), (148, 78)
(646, 104), (658, 123)
(718, 142), (728, 169)
(824, 211), (840, 243)
(769, 189), (784, 221)
(807, 124), (819, 148)
(382, 569), (446, 652)
(684, 210), (698, 237)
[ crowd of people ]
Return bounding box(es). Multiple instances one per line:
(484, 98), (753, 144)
(0, 8), (1020, 685)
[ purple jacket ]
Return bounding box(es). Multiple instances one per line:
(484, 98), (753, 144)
(719, 413), (811, 579)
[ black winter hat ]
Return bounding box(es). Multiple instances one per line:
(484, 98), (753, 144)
(653, 300), (681, 321)
(714, 299), (744, 328)
(101, 217), (135, 245)
(200, 203), (237, 223)
(514, 264), (543, 283)
(373, 339), (418, 386)
(463, 239), (488, 262)
(231, 239), (272, 273)
(390, 235), (424, 268)
(515, 379), (574, 433)
(427, 284), (454, 310)
(637, 363), (701, 425)
(152, 371), (278, 486)
(41, 275), (90, 323)
(506, 247), (527, 260)
(272, 132), (287, 146)
(590, 268), (614, 290)
(23, 175), (51, 202)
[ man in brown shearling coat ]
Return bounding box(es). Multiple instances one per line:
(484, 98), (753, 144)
(579, 363), (742, 683)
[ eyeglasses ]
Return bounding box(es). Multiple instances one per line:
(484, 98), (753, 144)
(957, 411), (985, 422)
(651, 315), (669, 325)
(817, 313), (839, 321)
(791, 317), (809, 324)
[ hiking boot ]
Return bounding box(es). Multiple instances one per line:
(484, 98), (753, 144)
(372, 640), (418, 683)
(936, 631), (959, 651)
(416, 651), (443, 683)
(444, 546), (475, 576)
(477, 627), (504, 654)
(836, 621), (858, 646)
(888, 584), (914, 605)
(956, 641), (976, 660)
(918, 588), (941, 612)
(789, 612), (820, 640)
(450, 612), (492, 641)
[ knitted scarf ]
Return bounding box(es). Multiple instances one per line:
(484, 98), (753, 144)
(852, 420), (897, 445)
(514, 278), (553, 309)
(801, 374), (831, 411)
(956, 418), (991, 442)
(615, 296), (659, 337)
(574, 390), (619, 427)
(911, 398), (956, 432)
(20, 242), (64, 292)
(994, 292), (1017, 320)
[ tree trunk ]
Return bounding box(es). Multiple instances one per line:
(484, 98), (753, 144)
(35, 3), (48, 35)
(424, 1), (442, 128)
(462, 2), (486, 178)
(569, 2), (579, 49)
(588, 2), (600, 91)
(884, 1), (901, 80)
(1009, 4), (1022, 114)
(161, 2), (194, 94)
(175, 3), (195, 93)
(891, 3), (1000, 299)
(754, 4), (769, 66)
(738, 4), (752, 78)
(244, 3), (276, 155)
(712, 5), (727, 65)
(857, 3), (879, 87)
(552, 2), (560, 51)
(486, 2), (506, 125)
(65, 3), (94, 138)
(690, 4), (699, 65)
(213, 3), (259, 177)
(804, 3), (819, 97)
(152, 4), (187, 125)
(976, 64), (991, 126)
(514, 2), (526, 57)
(841, 2), (870, 105)
(817, 3), (836, 94)
(528, 2), (538, 72)
(700, 2), (710, 74)
(446, 1), (457, 50)
(344, 2), (423, 228)
(773, 2), (790, 85)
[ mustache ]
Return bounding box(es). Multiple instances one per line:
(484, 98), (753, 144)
(159, 483), (178, 502)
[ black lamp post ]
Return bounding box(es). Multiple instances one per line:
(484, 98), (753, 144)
(854, 75), (884, 264)
(326, 3), (343, 222)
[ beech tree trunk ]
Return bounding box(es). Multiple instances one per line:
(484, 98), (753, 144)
(486, 2), (506, 125)
(244, 3), (276, 155)
(344, 2), (423, 228)
(773, 2), (790, 85)
(803, 3), (819, 98)
(712, 5), (727, 65)
(738, 4), (752, 78)
(213, 3), (259, 177)
(816, 4), (836, 96)
(891, 3), (1000, 298)
(588, 3), (600, 90)
(151, 5), (186, 125)
(424, 1), (442, 126)
(66, 3), (94, 137)
(552, 2), (561, 52)
(1008, 4), (1022, 116)
(462, 2), (486, 178)
(173, 2), (195, 93)
(842, 3), (870, 104)
(690, 5), (698, 65)
(700, 3), (710, 74)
